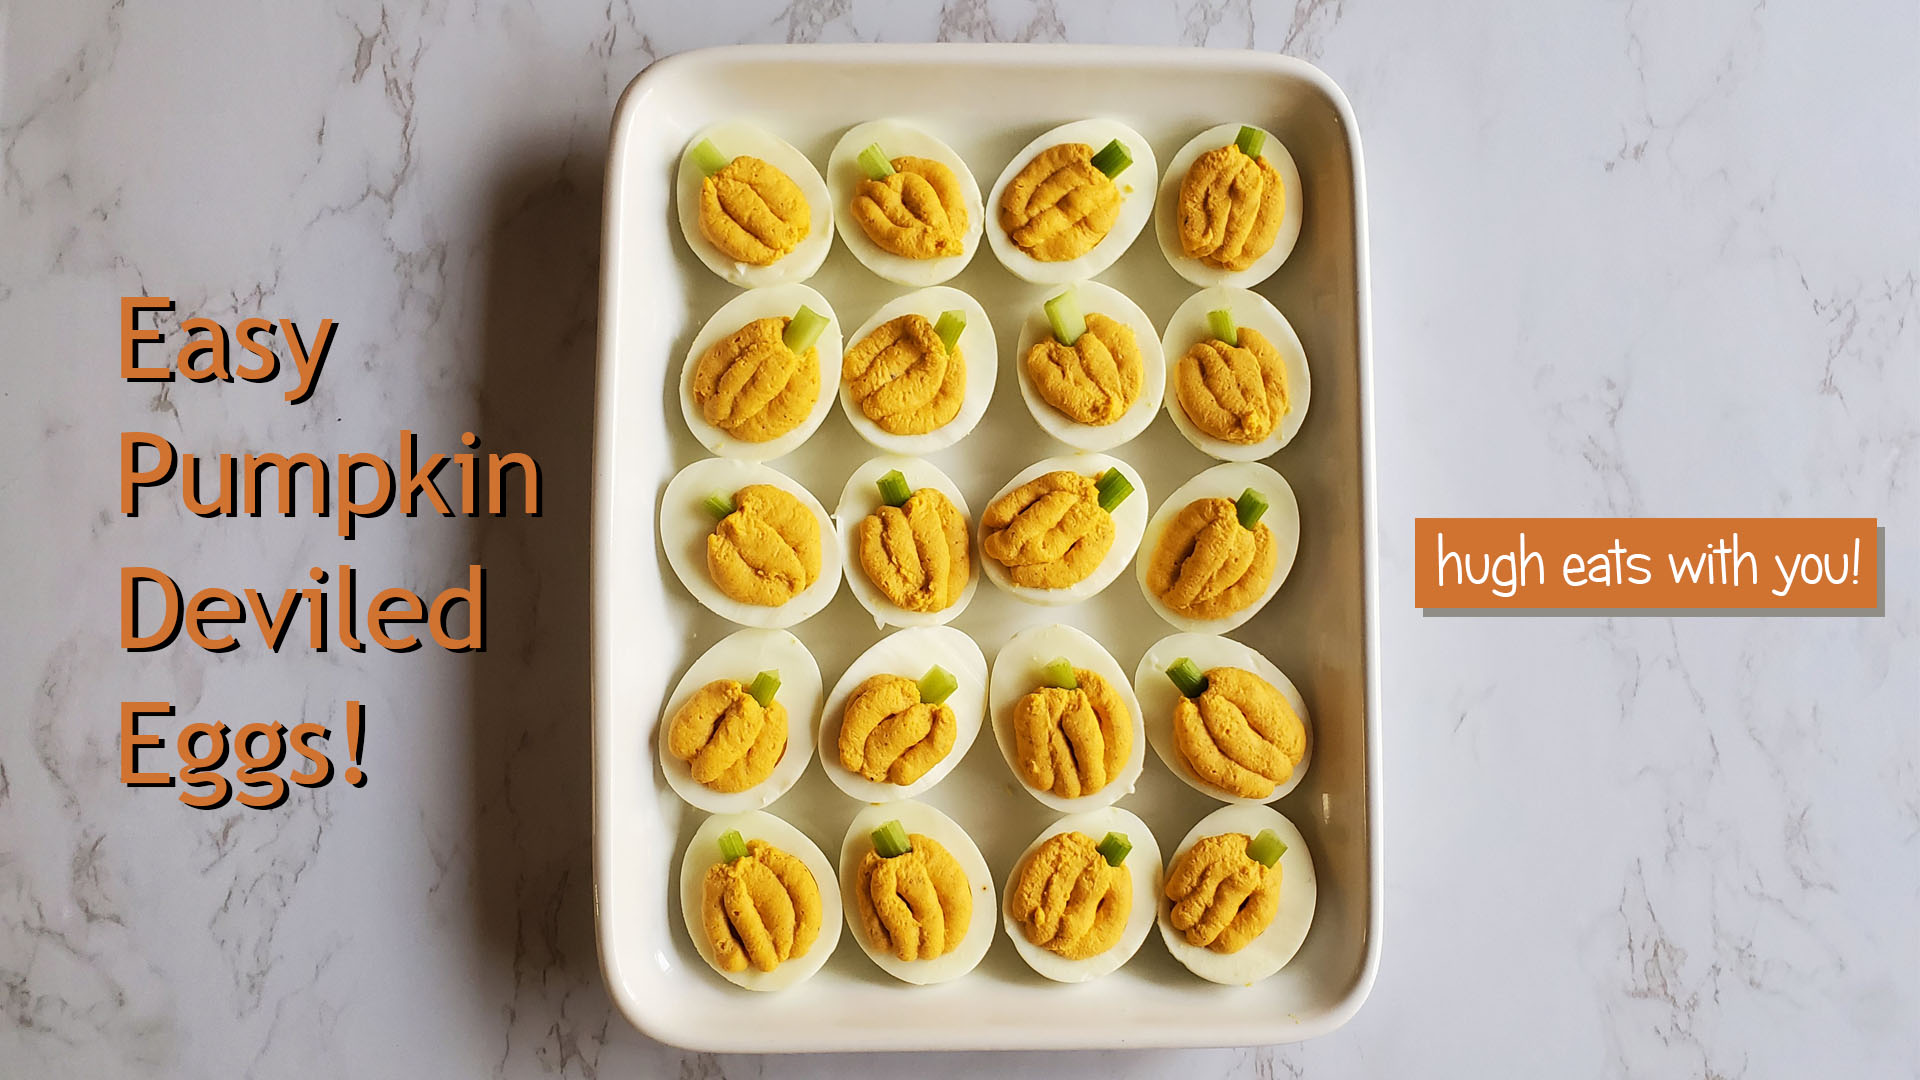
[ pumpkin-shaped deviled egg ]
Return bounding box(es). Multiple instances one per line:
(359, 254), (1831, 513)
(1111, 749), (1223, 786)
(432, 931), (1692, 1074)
(1157, 803), (1316, 985)
(679, 810), (842, 990)
(660, 458), (842, 628)
(987, 120), (1157, 284)
(1135, 632), (1312, 804)
(988, 624), (1145, 810)
(1154, 124), (1304, 289)
(840, 801), (995, 985)
(1013, 281), (1166, 451)
(828, 120), (983, 286)
(658, 628), (821, 812)
(678, 284), (842, 460)
(1161, 287), (1312, 459)
(977, 453), (1147, 605)
(676, 122), (834, 288)
(839, 286), (996, 454)
(1136, 462), (1299, 633)
(834, 456), (977, 629)
(818, 626), (987, 802)
(1003, 806), (1162, 982)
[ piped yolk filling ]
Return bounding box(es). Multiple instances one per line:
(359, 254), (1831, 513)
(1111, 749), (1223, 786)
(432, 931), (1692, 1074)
(1173, 667), (1305, 800)
(838, 674), (957, 786)
(1012, 669), (1131, 799)
(999, 143), (1121, 262)
(699, 156), (811, 266)
(692, 316), (819, 443)
(1023, 312), (1142, 426)
(1175, 328), (1289, 445)
(706, 484), (822, 607)
(851, 156), (969, 260)
(843, 314), (966, 436)
(701, 840), (822, 973)
(1163, 832), (1280, 954)
(1146, 497), (1277, 620)
(855, 833), (972, 961)
(1009, 831), (1130, 959)
(667, 679), (788, 793)
(979, 471), (1114, 590)
(858, 488), (970, 613)
(1176, 144), (1285, 271)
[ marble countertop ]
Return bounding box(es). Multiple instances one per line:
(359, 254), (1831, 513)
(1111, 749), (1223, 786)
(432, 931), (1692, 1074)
(2, 0), (1915, 1076)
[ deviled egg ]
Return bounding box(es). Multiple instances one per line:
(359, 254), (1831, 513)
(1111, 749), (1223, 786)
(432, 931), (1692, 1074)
(658, 628), (821, 812)
(1154, 123), (1304, 289)
(828, 120), (983, 286)
(1161, 287), (1312, 459)
(839, 286), (996, 454)
(1003, 806), (1161, 983)
(834, 456), (977, 629)
(977, 453), (1147, 605)
(660, 458), (842, 628)
(676, 121), (833, 288)
(679, 284), (843, 460)
(840, 800), (995, 985)
(679, 810), (841, 990)
(818, 626), (987, 802)
(1136, 461), (1300, 633)
(1013, 281), (1166, 451)
(1135, 632), (1312, 804)
(988, 624), (1145, 811)
(987, 120), (1157, 284)
(1157, 803), (1316, 985)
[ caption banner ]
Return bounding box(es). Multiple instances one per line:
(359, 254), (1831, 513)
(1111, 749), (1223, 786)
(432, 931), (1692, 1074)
(1414, 518), (1879, 610)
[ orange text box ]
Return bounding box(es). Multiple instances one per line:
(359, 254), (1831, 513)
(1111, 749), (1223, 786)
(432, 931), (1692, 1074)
(1414, 518), (1878, 610)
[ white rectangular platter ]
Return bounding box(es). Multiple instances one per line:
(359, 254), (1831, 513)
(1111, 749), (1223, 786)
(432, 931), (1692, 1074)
(594, 43), (1379, 1052)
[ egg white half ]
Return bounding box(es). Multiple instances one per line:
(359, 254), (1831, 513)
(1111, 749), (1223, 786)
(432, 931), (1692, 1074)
(977, 453), (1148, 605)
(817, 626), (988, 802)
(1134, 462), (1300, 634)
(657, 629), (821, 813)
(837, 286), (996, 455)
(1157, 803), (1316, 986)
(679, 810), (843, 991)
(986, 119), (1158, 285)
(833, 455), (978, 629)
(827, 120), (983, 286)
(1153, 123), (1304, 289)
(1012, 280), (1166, 451)
(660, 458), (843, 628)
(987, 624), (1145, 811)
(675, 121), (834, 288)
(678, 283), (843, 461)
(1134, 632), (1313, 805)
(1002, 805), (1162, 983)
(839, 800), (996, 985)
(1161, 286), (1313, 460)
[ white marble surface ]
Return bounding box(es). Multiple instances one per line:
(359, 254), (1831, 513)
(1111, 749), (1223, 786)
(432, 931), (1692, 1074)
(2, 0), (1916, 1076)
